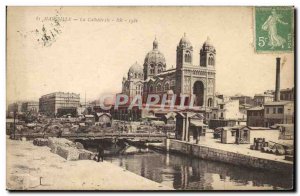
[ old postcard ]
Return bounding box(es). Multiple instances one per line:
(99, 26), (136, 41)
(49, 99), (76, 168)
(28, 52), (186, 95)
(6, 6), (295, 191)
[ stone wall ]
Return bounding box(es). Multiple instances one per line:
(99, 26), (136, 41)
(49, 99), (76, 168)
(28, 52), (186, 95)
(167, 139), (293, 172)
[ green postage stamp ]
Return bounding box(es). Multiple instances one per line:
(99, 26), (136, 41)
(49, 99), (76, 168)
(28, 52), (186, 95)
(255, 6), (294, 52)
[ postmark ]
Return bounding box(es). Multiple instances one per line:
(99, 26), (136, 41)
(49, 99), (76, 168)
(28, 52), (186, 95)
(254, 6), (294, 52)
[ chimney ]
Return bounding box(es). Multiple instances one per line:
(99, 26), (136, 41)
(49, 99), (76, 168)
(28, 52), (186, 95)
(275, 57), (281, 102)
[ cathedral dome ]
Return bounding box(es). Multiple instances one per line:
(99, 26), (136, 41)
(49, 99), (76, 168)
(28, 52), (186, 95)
(144, 38), (166, 65)
(128, 62), (143, 79)
(178, 33), (192, 48)
(129, 62), (143, 74)
(202, 36), (216, 52)
(144, 50), (166, 64)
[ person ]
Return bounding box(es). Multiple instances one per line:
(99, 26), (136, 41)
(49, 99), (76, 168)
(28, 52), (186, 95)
(262, 8), (288, 49)
(97, 144), (104, 162)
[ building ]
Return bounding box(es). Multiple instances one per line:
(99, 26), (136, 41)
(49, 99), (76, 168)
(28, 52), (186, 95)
(119, 35), (217, 118)
(230, 94), (253, 106)
(264, 101), (294, 127)
(211, 99), (245, 120)
(209, 119), (246, 130)
(253, 94), (274, 106)
(246, 106), (264, 127)
(7, 101), (23, 113)
(175, 112), (208, 144)
(21, 101), (39, 113)
(280, 87), (294, 101)
(39, 92), (80, 117)
(56, 107), (78, 117)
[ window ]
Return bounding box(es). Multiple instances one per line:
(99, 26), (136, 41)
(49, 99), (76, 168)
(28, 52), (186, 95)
(220, 104), (224, 109)
(266, 108), (269, 114)
(184, 51), (191, 63)
(278, 107), (283, 114)
(208, 54), (214, 65)
(164, 83), (170, 91)
(149, 85), (154, 93)
(156, 84), (161, 92)
(157, 64), (163, 73)
(150, 64), (155, 74)
(220, 112), (224, 118)
(273, 108), (276, 114)
(231, 131), (235, 136)
(207, 98), (213, 107)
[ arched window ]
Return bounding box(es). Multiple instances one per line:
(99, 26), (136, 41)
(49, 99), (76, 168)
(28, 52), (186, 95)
(157, 64), (163, 74)
(150, 64), (155, 74)
(164, 82), (170, 91)
(149, 85), (154, 93)
(207, 98), (213, 107)
(184, 51), (191, 63)
(208, 54), (214, 65)
(156, 84), (162, 92)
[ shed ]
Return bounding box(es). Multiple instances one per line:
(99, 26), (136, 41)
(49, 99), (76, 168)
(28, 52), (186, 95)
(220, 127), (236, 144)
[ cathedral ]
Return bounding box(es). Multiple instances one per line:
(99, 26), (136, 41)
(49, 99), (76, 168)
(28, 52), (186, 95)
(121, 33), (216, 110)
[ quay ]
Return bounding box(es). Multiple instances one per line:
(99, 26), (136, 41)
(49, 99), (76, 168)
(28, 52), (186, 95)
(6, 138), (173, 190)
(163, 133), (293, 173)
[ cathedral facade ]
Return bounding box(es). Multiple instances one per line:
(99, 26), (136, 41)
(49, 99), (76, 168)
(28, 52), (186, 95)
(121, 34), (217, 110)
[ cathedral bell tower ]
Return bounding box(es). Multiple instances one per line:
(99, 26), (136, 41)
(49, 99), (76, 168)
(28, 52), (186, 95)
(176, 33), (193, 69)
(200, 37), (216, 67)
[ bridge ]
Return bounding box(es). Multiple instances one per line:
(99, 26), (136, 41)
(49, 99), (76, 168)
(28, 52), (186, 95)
(13, 132), (174, 142)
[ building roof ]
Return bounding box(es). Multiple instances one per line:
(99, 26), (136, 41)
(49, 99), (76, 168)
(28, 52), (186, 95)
(247, 106), (264, 111)
(84, 114), (94, 118)
(128, 62), (143, 74)
(151, 120), (165, 126)
(246, 126), (271, 130)
(178, 33), (192, 48)
(164, 112), (176, 119)
(144, 38), (166, 65)
(264, 101), (293, 106)
(280, 87), (294, 92)
(202, 36), (215, 49)
(156, 69), (176, 76)
(96, 112), (111, 117)
(270, 124), (294, 129)
(190, 120), (207, 127)
(254, 93), (274, 97)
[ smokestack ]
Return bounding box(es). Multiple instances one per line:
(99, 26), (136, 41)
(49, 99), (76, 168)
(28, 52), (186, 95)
(275, 57), (281, 102)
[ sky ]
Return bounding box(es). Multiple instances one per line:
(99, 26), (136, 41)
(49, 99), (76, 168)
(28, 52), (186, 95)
(6, 6), (294, 104)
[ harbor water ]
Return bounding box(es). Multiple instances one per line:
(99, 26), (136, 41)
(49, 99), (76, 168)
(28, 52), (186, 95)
(104, 148), (293, 190)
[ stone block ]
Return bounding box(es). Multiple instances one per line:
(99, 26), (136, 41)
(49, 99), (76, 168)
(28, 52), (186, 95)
(56, 146), (79, 161)
(75, 142), (84, 149)
(78, 149), (93, 160)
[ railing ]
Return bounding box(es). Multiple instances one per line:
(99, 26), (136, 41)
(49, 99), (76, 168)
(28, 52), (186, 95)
(13, 131), (175, 140)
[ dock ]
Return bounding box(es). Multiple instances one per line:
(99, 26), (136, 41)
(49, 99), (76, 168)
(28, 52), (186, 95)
(165, 133), (293, 173)
(6, 138), (173, 190)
